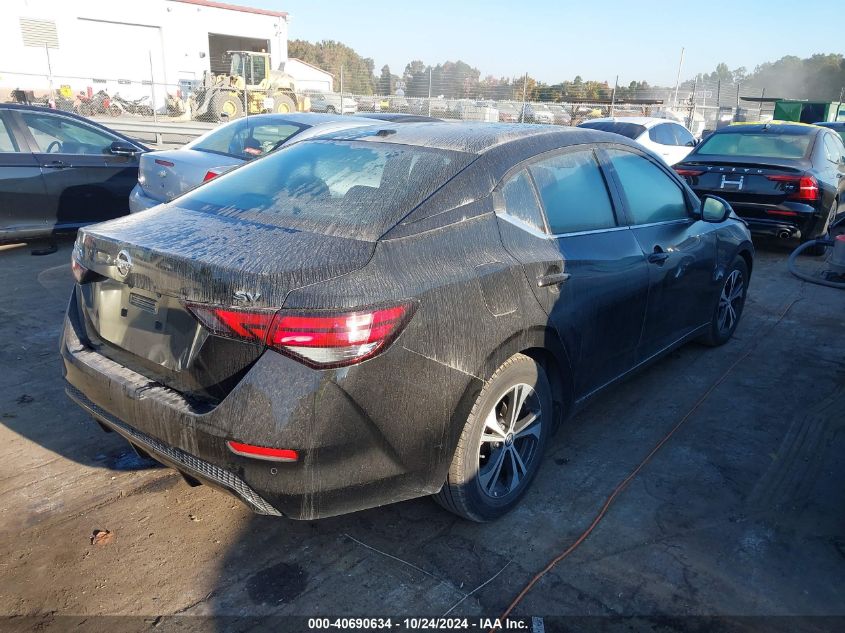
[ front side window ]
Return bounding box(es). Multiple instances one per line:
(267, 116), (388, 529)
(529, 149), (616, 234)
(189, 118), (303, 159)
(607, 148), (689, 225)
(21, 112), (115, 154)
(498, 169), (546, 233)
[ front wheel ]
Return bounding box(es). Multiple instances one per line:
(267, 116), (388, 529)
(699, 255), (748, 347)
(435, 353), (551, 521)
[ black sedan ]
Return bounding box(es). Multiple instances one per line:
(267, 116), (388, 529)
(62, 123), (753, 521)
(0, 104), (147, 243)
(674, 122), (845, 254)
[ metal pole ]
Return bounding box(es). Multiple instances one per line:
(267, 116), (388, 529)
(427, 66), (432, 116)
(148, 50), (158, 123)
(610, 75), (618, 117)
(44, 44), (55, 108)
(520, 72), (528, 123)
(672, 47), (685, 108)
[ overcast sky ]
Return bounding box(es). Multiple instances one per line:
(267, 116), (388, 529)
(234, 0), (840, 86)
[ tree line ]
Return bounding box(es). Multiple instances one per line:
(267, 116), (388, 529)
(287, 39), (845, 103)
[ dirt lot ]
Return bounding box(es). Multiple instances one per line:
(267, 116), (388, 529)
(0, 238), (843, 632)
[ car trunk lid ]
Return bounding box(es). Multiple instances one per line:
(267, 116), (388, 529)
(74, 205), (375, 398)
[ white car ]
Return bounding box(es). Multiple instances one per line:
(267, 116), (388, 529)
(577, 116), (698, 165)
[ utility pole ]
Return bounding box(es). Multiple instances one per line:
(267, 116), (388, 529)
(610, 75), (618, 117)
(427, 66), (432, 116)
(672, 47), (685, 108)
(148, 50), (158, 124)
(520, 72), (528, 123)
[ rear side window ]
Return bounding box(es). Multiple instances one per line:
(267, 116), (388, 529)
(176, 140), (473, 241)
(607, 149), (689, 224)
(189, 119), (304, 159)
(0, 118), (18, 152)
(578, 121), (646, 140)
(499, 170), (546, 233)
(696, 131), (812, 159)
(530, 150), (616, 234)
(648, 124), (677, 145)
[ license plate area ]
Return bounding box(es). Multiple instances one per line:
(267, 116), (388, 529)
(81, 280), (205, 371)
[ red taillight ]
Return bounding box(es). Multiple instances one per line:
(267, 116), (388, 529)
(185, 302), (416, 368)
(674, 168), (704, 177)
(154, 158), (174, 167)
(203, 170), (220, 182)
(227, 441), (298, 462)
(766, 174), (819, 201)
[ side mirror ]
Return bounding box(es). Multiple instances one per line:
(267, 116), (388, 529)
(701, 195), (732, 223)
(109, 140), (140, 157)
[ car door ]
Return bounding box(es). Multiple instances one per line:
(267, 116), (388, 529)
(494, 147), (650, 398)
(602, 146), (718, 359)
(0, 109), (50, 238)
(15, 110), (141, 228)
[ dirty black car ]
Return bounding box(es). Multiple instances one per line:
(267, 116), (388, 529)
(62, 123), (754, 521)
(674, 122), (845, 255)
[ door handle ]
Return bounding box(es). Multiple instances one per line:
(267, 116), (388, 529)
(648, 251), (670, 264)
(44, 160), (68, 169)
(537, 271), (571, 287)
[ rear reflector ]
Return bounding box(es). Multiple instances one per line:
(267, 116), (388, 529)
(154, 159), (174, 167)
(227, 441), (298, 462)
(203, 170), (220, 182)
(185, 302), (417, 368)
(766, 174), (819, 201)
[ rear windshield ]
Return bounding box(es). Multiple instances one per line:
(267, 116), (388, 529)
(188, 118), (305, 160)
(175, 139), (474, 240)
(696, 132), (812, 159)
(578, 121), (646, 140)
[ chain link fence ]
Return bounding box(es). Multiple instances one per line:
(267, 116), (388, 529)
(0, 65), (783, 135)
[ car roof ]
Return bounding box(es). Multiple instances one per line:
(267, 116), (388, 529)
(722, 121), (820, 135)
(310, 121), (627, 155)
(582, 116), (671, 128)
(0, 103), (150, 150)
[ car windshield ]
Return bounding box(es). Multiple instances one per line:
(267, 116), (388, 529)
(578, 121), (646, 140)
(175, 139), (474, 240)
(696, 131), (813, 159)
(188, 118), (305, 159)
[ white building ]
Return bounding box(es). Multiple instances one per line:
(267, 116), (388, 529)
(0, 0), (332, 108)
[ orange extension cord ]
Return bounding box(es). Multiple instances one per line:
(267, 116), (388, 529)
(494, 296), (801, 626)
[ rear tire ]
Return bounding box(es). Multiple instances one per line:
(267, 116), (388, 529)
(699, 255), (748, 347)
(434, 353), (551, 522)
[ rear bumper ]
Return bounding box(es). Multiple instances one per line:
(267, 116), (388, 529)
(61, 286), (472, 519)
(128, 184), (164, 214)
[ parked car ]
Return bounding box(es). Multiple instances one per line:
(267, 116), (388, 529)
(129, 113), (384, 212)
(813, 121), (845, 143)
(64, 123), (753, 522)
(578, 117), (698, 165)
(308, 92), (357, 115)
(355, 96), (381, 113)
(674, 121), (845, 254)
(353, 112), (443, 123)
(0, 104), (147, 243)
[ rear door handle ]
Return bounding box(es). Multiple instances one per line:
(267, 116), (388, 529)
(537, 271), (571, 287)
(648, 251), (670, 264)
(44, 160), (68, 169)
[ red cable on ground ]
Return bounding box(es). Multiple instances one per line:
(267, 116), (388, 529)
(494, 297), (801, 626)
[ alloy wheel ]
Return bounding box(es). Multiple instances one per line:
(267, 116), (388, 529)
(477, 383), (543, 500)
(717, 269), (744, 334)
